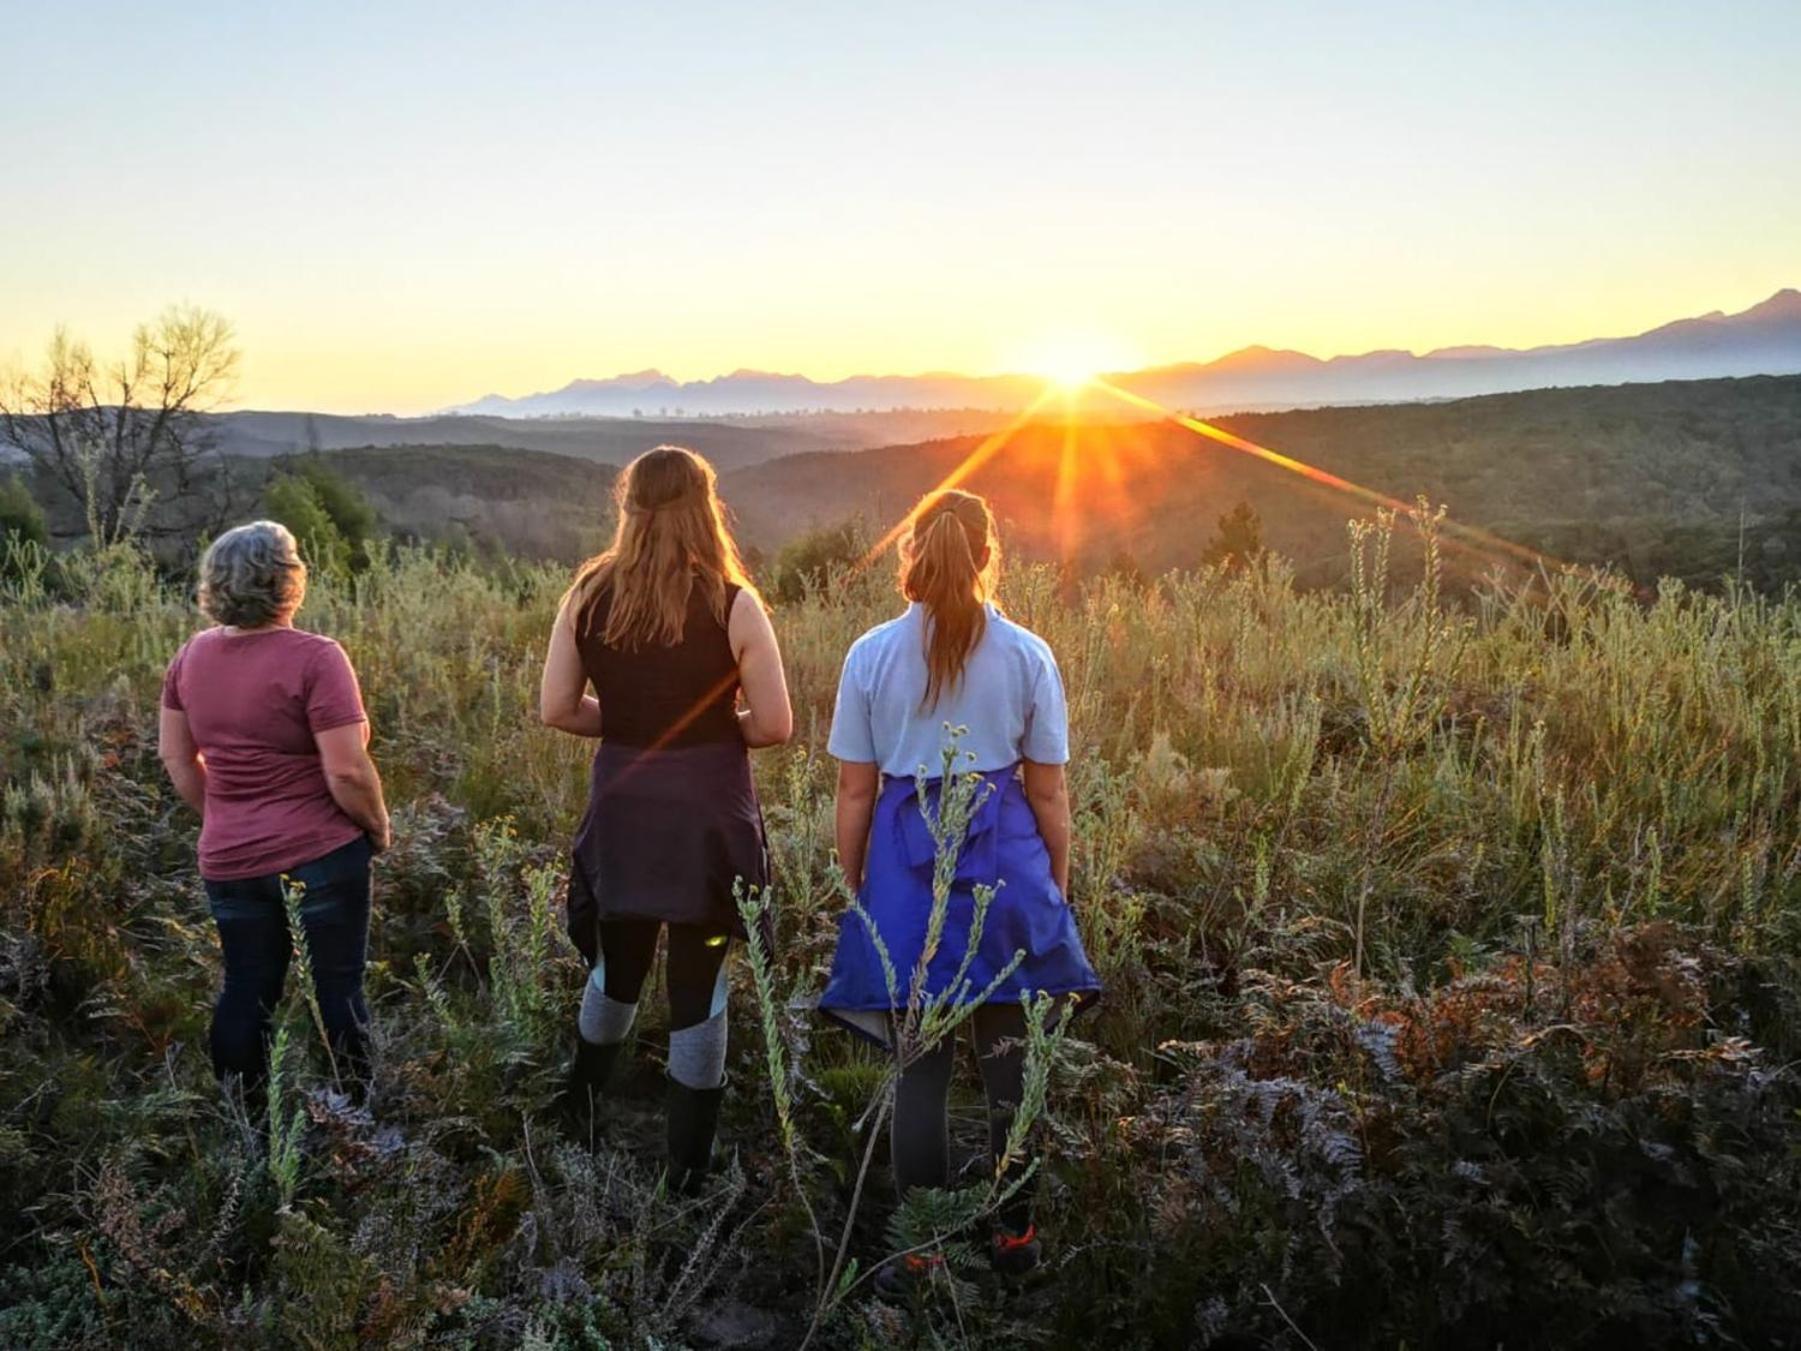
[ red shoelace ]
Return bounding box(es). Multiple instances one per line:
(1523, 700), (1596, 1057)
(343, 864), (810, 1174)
(993, 1223), (1038, 1253)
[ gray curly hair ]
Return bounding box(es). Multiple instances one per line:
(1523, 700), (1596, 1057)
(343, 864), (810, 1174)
(199, 520), (307, 628)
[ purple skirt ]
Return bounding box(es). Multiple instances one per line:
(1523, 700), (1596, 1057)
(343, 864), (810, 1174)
(819, 767), (1101, 1048)
(566, 739), (768, 964)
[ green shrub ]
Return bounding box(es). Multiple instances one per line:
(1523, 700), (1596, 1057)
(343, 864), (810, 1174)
(265, 472), (351, 576)
(766, 517), (869, 604)
(264, 460), (378, 576)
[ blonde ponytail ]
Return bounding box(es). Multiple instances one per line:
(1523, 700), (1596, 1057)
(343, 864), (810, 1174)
(899, 489), (999, 709)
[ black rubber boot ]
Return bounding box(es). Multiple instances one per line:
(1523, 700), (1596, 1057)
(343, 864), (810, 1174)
(874, 1249), (946, 1300)
(989, 1221), (1042, 1276)
(665, 1075), (725, 1195)
(562, 1036), (624, 1137)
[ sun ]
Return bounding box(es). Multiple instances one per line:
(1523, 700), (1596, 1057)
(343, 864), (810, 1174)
(1010, 333), (1142, 391)
(1038, 356), (1103, 390)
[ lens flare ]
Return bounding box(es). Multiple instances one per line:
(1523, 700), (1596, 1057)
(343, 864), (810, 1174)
(1090, 378), (1563, 576)
(852, 388), (1059, 574)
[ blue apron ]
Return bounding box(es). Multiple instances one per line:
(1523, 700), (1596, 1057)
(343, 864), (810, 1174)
(818, 766), (1101, 1048)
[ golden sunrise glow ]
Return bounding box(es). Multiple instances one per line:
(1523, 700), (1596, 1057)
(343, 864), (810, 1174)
(852, 391), (1060, 575)
(1038, 360), (1099, 391)
(839, 370), (1569, 593)
(1089, 378), (1564, 577)
(1012, 333), (1143, 392)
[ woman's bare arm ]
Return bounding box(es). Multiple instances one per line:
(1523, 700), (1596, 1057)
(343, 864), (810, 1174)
(157, 706), (207, 817)
(1022, 760), (1072, 896)
(539, 599), (603, 738)
(730, 589), (793, 749)
(834, 760), (880, 893)
(317, 722), (392, 850)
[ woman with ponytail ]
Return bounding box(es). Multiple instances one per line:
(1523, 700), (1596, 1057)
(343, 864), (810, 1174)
(539, 445), (791, 1191)
(819, 488), (1100, 1291)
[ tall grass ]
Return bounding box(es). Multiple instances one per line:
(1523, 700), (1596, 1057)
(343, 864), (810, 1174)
(0, 521), (1797, 1346)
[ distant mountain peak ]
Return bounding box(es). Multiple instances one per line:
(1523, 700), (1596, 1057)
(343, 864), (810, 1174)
(1425, 344), (1510, 360)
(1208, 345), (1322, 372)
(555, 370), (675, 395)
(1741, 288), (1801, 320)
(447, 287), (1801, 417)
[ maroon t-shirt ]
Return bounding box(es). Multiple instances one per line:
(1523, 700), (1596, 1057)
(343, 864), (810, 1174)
(161, 626), (369, 881)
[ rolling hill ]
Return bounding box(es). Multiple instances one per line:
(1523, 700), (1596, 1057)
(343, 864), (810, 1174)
(310, 445), (620, 560)
(190, 407), (1019, 471)
(243, 373), (1801, 592)
(718, 374), (1801, 590)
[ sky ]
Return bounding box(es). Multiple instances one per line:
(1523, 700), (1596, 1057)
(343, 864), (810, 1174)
(4, 1), (1799, 414)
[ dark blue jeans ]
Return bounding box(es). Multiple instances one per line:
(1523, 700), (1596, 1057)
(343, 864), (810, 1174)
(204, 834), (373, 1091)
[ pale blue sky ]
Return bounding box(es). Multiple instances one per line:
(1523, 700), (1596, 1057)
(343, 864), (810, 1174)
(4, 1), (1797, 411)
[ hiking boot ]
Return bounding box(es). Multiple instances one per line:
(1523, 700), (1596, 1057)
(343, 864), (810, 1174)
(874, 1249), (946, 1300)
(561, 1036), (623, 1137)
(990, 1222), (1041, 1276)
(665, 1074), (725, 1195)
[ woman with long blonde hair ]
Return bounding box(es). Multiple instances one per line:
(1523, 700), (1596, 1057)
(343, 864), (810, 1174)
(818, 488), (1100, 1292)
(540, 445), (791, 1190)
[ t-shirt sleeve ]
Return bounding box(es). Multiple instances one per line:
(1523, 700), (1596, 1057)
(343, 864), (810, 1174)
(826, 649), (877, 763)
(160, 645), (187, 711)
(1021, 651), (1070, 765)
(305, 641), (368, 734)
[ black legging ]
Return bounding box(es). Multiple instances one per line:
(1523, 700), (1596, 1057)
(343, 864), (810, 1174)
(890, 1003), (1033, 1231)
(598, 917), (731, 1031)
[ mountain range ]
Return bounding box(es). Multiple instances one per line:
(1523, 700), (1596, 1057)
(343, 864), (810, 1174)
(451, 289), (1801, 418)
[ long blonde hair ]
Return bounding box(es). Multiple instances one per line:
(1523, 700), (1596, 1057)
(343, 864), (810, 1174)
(900, 489), (1000, 708)
(567, 446), (756, 649)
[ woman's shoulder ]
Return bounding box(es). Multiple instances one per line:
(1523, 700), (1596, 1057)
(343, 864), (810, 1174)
(279, 626), (347, 653)
(173, 625), (217, 655)
(721, 578), (755, 620)
(170, 624), (229, 664)
(845, 608), (918, 661)
(271, 627), (355, 675)
(987, 610), (1058, 667)
(573, 580), (611, 634)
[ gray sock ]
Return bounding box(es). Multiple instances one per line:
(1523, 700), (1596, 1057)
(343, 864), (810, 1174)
(669, 1010), (727, 1090)
(578, 964), (637, 1046)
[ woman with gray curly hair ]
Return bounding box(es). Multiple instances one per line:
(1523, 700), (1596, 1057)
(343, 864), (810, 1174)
(158, 520), (391, 1102)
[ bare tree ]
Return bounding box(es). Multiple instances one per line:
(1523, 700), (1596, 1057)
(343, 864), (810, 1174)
(0, 306), (240, 543)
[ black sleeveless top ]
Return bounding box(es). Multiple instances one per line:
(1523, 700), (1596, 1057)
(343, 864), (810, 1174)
(575, 578), (742, 748)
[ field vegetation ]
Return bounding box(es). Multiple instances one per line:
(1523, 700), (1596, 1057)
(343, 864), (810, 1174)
(1, 504), (1799, 1347)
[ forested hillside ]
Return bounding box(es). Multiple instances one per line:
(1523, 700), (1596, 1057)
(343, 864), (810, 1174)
(152, 407), (1020, 471)
(313, 446), (621, 560)
(722, 374), (1801, 589)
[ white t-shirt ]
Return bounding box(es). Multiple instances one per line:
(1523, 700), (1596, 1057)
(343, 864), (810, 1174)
(827, 603), (1070, 778)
